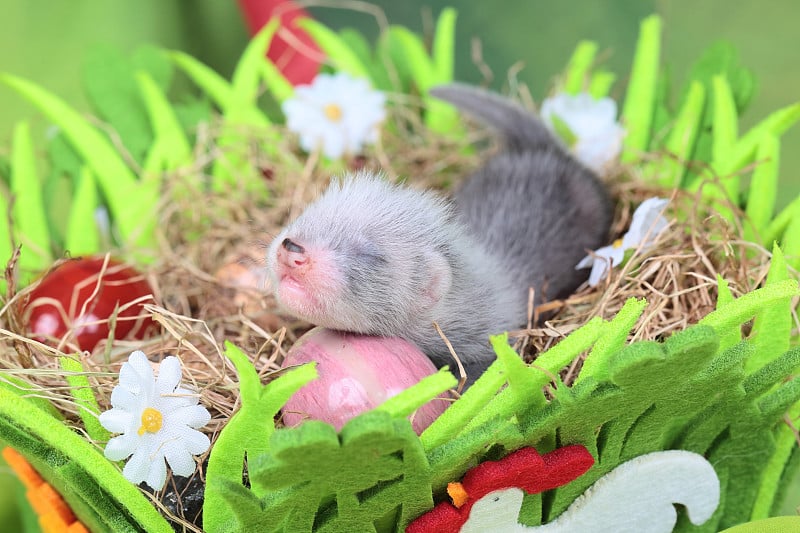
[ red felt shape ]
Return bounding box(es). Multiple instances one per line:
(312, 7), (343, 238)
(238, 0), (321, 85)
(406, 445), (594, 533)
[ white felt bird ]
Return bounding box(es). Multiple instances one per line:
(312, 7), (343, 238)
(460, 450), (720, 533)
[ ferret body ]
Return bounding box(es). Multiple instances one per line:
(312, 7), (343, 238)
(267, 84), (612, 383)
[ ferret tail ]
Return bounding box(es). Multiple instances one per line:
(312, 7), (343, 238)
(430, 83), (558, 153)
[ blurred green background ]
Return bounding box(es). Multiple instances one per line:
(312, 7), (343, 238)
(1, 0), (798, 528)
(1, 1), (799, 203)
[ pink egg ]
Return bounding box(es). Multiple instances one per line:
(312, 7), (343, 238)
(281, 327), (451, 434)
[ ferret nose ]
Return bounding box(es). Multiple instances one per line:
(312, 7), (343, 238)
(282, 238), (305, 254)
(278, 238), (308, 268)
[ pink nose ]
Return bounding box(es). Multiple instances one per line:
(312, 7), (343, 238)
(278, 238), (309, 268)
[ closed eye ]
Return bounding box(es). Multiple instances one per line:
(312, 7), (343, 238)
(353, 241), (388, 268)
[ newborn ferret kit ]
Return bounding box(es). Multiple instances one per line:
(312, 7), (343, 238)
(1, 8), (800, 533)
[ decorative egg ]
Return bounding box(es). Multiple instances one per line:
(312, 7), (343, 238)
(281, 327), (450, 434)
(22, 257), (156, 351)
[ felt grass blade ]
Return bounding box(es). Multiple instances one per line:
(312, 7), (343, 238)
(764, 193), (800, 246)
(747, 295), (798, 374)
(432, 8), (457, 84)
(296, 18), (371, 79)
(533, 317), (605, 380)
(780, 208), (800, 271)
(185, 24), (276, 193)
(0, 373), (63, 419)
(388, 25), (457, 133)
(136, 70), (191, 173)
(714, 275), (741, 351)
(621, 15), (662, 162)
(0, 387), (172, 532)
(465, 325), (608, 438)
(589, 70), (616, 98)
(579, 298), (647, 382)
(656, 80), (705, 188)
(65, 166), (100, 256)
(743, 347), (800, 399)
(710, 76), (741, 206)
(727, 102), (800, 175)
(376, 368), (456, 419)
(81, 45), (157, 167)
(491, 334), (540, 400)
(699, 279), (800, 332)
(744, 134), (779, 242)
(391, 26), (437, 91)
(10, 121), (52, 274)
(564, 41), (598, 94)
(169, 50), (236, 109)
(711, 75), (738, 166)
(462, 322), (604, 434)
(751, 401), (800, 520)
(260, 56), (294, 104)
(231, 18), (279, 101)
(203, 342), (318, 532)
(0, 73), (152, 252)
(59, 356), (110, 443)
(419, 358), (506, 451)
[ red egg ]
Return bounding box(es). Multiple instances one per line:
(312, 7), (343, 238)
(21, 257), (156, 352)
(281, 327), (451, 434)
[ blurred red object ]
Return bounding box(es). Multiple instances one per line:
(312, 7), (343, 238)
(21, 257), (156, 352)
(238, 0), (322, 85)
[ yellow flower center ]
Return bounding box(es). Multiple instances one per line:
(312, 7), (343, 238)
(324, 103), (343, 122)
(612, 238), (624, 249)
(138, 407), (163, 435)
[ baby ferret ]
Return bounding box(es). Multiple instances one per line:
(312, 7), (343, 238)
(267, 84), (612, 384)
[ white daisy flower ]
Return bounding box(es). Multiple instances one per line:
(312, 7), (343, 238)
(99, 350), (211, 490)
(576, 198), (669, 287)
(541, 92), (626, 174)
(282, 72), (387, 159)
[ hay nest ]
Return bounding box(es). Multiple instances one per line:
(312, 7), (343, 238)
(0, 98), (787, 530)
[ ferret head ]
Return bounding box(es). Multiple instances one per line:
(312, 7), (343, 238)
(267, 174), (457, 335)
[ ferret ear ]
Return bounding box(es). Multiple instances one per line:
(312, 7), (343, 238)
(421, 250), (452, 309)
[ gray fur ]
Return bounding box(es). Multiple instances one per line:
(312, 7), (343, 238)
(268, 84), (612, 384)
(431, 83), (613, 304)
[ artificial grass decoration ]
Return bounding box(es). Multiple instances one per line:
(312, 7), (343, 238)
(203, 342), (318, 532)
(198, 272), (800, 531)
(59, 356), (110, 444)
(0, 73), (152, 256)
(1, 7), (799, 533)
(0, 387), (171, 533)
(215, 412), (433, 532)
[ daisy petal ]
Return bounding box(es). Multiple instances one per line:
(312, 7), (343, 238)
(169, 404), (212, 428)
(171, 426), (211, 455)
(156, 356), (182, 395)
(163, 442), (198, 477)
(588, 259), (611, 287)
(99, 408), (134, 434)
(122, 447), (152, 485)
(145, 454), (168, 491)
(104, 433), (138, 461)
